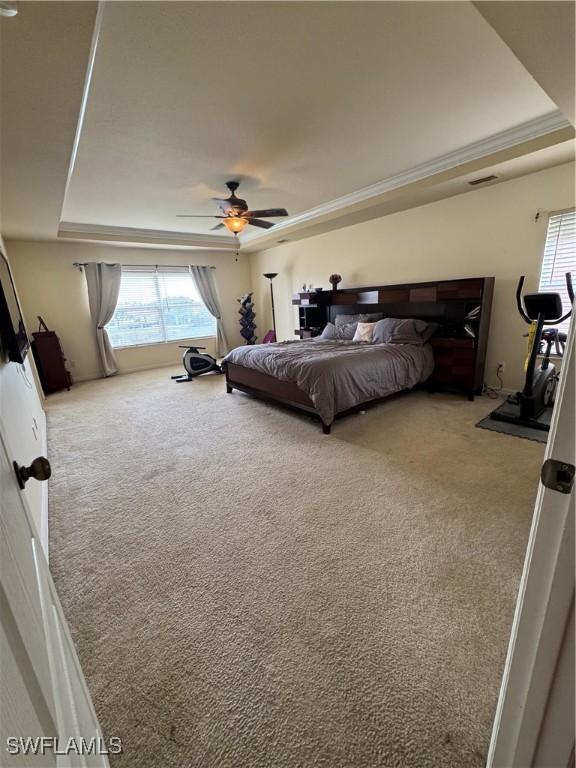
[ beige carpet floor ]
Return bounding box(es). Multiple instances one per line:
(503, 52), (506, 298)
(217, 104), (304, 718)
(46, 368), (543, 768)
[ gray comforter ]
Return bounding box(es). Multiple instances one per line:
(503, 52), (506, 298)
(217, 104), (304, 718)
(223, 340), (434, 425)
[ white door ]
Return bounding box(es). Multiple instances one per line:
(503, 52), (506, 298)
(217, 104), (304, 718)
(0, 428), (112, 768)
(487, 308), (575, 767)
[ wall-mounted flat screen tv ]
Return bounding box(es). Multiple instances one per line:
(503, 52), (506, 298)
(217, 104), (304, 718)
(0, 248), (29, 363)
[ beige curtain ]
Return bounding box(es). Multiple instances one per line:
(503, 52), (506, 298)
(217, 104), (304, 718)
(189, 265), (229, 357)
(84, 262), (122, 377)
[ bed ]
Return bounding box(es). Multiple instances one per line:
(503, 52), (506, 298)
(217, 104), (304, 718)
(223, 338), (434, 433)
(222, 277), (494, 433)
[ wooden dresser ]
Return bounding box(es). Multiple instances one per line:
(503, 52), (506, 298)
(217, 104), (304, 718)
(31, 318), (72, 394)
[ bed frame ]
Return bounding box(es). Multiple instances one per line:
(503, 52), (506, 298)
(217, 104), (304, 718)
(224, 277), (494, 433)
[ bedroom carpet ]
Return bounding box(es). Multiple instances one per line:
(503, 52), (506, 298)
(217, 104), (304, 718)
(46, 368), (544, 768)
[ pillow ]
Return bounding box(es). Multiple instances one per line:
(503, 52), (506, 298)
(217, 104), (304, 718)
(373, 318), (439, 345)
(420, 322), (440, 342)
(334, 312), (384, 327)
(318, 321), (357, 340)
(352, 321), (378, 342)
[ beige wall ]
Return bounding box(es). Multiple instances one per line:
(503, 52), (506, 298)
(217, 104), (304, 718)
(249, 162), (575, 391)
(8, 240), (251, 381)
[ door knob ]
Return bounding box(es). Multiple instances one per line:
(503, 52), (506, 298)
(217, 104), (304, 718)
(13, 457), (51, 489)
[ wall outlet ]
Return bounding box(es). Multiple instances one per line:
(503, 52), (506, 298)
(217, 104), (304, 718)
(496, 361), (505, 374)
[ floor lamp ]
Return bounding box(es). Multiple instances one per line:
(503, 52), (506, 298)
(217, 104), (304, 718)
(263, 272), (278, 342)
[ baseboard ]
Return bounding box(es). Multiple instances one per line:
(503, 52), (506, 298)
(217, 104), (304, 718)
(72, 371), (103, 382)
(485, 383), (516, 397)
(73, 362), (181, 382)
(117, 361), (181, 376)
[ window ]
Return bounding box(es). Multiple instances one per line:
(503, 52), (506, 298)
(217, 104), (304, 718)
(107, 267), (216, 348)
(539, 209), (576, 335)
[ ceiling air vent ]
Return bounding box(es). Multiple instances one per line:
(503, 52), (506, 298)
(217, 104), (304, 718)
(277, 239), (290, 244)
(468, 174), (498, 186)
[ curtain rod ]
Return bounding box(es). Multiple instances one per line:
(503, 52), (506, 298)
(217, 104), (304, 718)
(73, 262), (216, 270)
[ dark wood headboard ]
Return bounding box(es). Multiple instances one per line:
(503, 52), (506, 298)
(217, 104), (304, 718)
(322, 276), (495, 399)
(327, 277), (487, 330)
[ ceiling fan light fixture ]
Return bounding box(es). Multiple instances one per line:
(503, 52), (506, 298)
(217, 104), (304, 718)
(223, 216), (247, 234)
(178, 181), (288, 234)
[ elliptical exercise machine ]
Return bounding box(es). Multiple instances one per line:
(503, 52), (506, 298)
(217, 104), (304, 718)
(171, 345), (222, 383)
(490, 272), (573, 432)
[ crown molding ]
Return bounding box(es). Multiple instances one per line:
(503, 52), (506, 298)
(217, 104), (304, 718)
(58, 111), (573, 252)
(240, 110), (573, 248)
(58, 221), (238, 250)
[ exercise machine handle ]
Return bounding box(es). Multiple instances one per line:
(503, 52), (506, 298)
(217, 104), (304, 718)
(515, 276), (532, 324)
(554, 272), (574, 325)
(517, 273), (574, 326)
(566, 272), (574, 304)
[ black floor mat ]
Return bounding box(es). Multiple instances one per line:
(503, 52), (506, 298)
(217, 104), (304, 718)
(476, 406), (550, 444)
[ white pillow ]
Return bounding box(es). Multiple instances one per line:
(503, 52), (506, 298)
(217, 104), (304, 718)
(353, 321), (378, 342)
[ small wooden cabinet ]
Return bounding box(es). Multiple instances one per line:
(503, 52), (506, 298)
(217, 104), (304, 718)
(428, 278), (494, 399)
(32, 325), (71, 395)
(429, 337), (477, 393)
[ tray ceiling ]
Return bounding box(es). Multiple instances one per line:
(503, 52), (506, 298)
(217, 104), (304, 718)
(1, 2), (572, 246)
(61, 1), (560, 236)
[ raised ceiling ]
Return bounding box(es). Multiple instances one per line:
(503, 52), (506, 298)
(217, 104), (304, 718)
(1, 1), (574, 248)
(0, 2), (98, 240)
(474, 0), (575, 125)
(62, 0), (561, 233)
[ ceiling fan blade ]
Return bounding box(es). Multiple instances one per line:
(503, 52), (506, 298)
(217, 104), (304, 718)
(176, 215), (226, 218)
(249, 219), (275, 230)
(245, 208), (288, 218)
(211, 223), (225, 230)
(211, 198), (232, 207)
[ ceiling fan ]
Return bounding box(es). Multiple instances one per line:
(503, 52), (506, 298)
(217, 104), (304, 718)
(177, 181), (288, 235)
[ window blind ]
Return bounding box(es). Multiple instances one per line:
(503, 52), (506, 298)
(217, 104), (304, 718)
(538, 209), (576, 335)
(107, 267), (216, 348)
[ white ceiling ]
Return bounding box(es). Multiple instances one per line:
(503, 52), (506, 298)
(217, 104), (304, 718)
(62, 1), (561, 232)
(474, 0), (575, 126)
(1, 1), (574, 247)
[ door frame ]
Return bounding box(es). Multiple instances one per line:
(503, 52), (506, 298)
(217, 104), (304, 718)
(487, 309), (575, 767)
